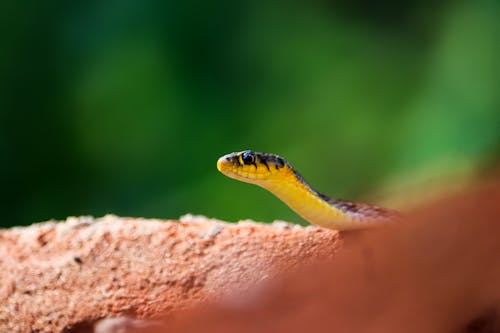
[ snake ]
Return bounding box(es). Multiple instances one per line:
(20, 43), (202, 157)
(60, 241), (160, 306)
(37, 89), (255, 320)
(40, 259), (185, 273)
(217, 150), (398, 230)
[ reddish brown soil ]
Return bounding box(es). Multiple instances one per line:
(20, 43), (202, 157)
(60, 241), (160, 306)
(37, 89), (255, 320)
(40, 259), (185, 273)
(0, 215), (340, 332)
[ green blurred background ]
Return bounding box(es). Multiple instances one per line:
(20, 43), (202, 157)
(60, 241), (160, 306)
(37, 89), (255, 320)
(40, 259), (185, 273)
(1, 1), (499, 227)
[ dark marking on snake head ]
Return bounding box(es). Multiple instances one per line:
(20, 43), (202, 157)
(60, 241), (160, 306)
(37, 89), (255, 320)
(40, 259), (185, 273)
(260, 153), (286, 169)
(275, 157), (285, 168)
(232, 155), (240, 166)
(261, 160), (270, 171)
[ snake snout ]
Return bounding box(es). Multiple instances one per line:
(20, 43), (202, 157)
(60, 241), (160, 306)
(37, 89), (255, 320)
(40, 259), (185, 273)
(217, 153), (238, 173)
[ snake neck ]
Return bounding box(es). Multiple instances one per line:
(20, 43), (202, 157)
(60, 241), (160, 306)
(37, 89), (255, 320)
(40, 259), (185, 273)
(258, 170), (360, 229)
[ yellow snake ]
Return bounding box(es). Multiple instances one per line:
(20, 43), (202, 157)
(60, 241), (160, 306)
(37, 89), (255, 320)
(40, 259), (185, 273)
(217, 150), (398, 230)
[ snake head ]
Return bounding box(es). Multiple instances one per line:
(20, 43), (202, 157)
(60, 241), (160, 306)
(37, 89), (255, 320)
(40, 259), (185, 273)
(217, 150), (291, 185)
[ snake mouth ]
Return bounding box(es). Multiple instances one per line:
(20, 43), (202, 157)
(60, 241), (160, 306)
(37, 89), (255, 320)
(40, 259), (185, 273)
(217, 150), (292, 184)
(217, 154), (236, 173)
(216, 158), (225, 173)
(217, 152), (267, 183)
(217, 153), (244, 181)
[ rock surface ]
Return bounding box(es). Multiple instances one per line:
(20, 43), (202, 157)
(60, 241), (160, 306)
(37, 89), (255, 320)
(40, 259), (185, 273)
(149, 180), (500, 333)
(2, 180), (500, 333)
(0, 215), (341, 332)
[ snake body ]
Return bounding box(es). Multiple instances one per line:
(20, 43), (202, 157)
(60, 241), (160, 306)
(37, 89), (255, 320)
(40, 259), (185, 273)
(217, 150), (397, 230)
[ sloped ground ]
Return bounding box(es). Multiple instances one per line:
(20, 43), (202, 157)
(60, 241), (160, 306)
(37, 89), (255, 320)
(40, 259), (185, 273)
(2, 180), (500, 333)
(0, 215), (340, 332)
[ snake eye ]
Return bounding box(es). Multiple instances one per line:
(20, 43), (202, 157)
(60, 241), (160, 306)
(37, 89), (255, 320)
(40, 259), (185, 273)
(241, 151), (255, 165)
